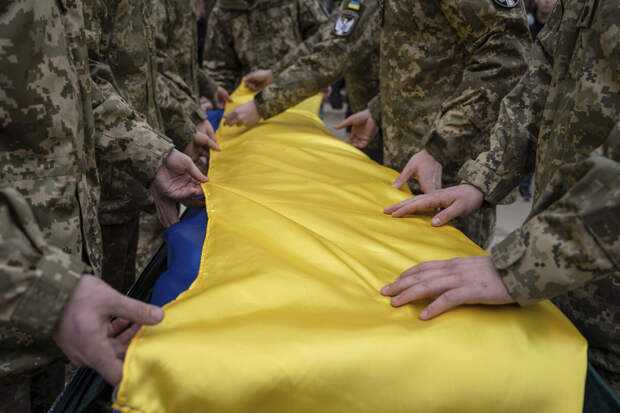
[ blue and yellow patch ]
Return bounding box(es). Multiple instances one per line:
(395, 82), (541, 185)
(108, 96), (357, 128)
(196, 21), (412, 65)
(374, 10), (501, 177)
(347, 0), (361, 10)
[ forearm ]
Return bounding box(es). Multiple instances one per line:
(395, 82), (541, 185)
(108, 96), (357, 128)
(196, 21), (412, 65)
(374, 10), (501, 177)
(198, 68), (219, 100)
(0, 188), (86, 339)
(90, 76), (174, 188)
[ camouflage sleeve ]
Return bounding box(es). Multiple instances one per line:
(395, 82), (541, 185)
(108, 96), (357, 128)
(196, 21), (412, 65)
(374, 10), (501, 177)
(0, 188), (86, 339)
(458, 3), (561, 203)
(367, 93), (382, 128)
(203, 6), (242, 93)
(84, 1), (174, 187)
(297, 0), (329, 40)
(198, 68), (219, 100)
(156, 73), (203, 150)
(90, 73), (174, 188)
(492, 123), (620, 305)
(423, 0), (532, 175)
(255, 1), (378, 119)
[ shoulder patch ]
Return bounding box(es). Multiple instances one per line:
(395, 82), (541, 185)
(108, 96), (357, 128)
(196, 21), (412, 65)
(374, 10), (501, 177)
(493, 0), (518, 8)
(347, 1), (361, 10)
(333, 10), (359, 37)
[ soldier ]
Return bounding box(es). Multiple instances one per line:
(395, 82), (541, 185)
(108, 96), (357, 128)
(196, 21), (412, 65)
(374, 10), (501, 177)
(203, 0), (328, 94)
(340, 0), (532, 248)
(222, 0), (383, 163)
(0, 1), (207, 410)
(84, 0), (219, 287)
(380, 0), (620, 396)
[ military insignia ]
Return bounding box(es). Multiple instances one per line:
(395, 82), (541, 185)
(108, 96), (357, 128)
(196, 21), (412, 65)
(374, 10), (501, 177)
(347, 0), (361, 10)
(333, 10), (359, 37)
(493, 0), (518, 7)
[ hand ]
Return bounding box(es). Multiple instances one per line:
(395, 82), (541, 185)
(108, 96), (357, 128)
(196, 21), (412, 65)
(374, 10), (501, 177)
(53, 275), (165, 385)
(334, 109), (379, 149)
(244, 69), (274, 91)
(194, 119), (221, 153)
(381, 256), (514, 320)
(151, 149), (208, 227)
(384, 184), (484, 226)
(201, 101), (213, 112)
(322, 86), (332, 102)
(212, 86), (233, 110)
(392, 149), (442, 194)
(223, 100), (261, 127)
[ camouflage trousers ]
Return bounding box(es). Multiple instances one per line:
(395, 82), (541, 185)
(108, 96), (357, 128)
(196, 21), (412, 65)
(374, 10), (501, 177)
(0, 361), (65, 413)
(452, 203), (496, 250)
(136, 211), (166, 275)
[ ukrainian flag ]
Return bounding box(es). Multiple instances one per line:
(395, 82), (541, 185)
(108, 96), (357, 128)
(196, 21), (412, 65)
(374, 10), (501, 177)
(347, 0), (361, 10)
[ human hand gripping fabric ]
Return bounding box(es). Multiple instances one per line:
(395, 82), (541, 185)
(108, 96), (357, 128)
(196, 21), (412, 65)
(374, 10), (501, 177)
(243, 69), (274, 91)
(212, 86), (233, 110)
(381, 256), (515, 320)
(53, 275), (165, 386)
(223, 100), (261, 127)
(384, 184), (485, 227)
(334, 109), (379, 148)
(392, 149), (442, 194)
(150, 149), (208, 227)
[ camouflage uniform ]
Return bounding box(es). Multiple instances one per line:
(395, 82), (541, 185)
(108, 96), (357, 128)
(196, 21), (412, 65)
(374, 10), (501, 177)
(0, 1), (172, 409)
(84, 0), (173, 288)
(153, 0), (209, 150)
(458, 0), (620, 395)
(204, 0), (328, 93)
(253, 0), (381, 161)
(373, 0), (531, 248)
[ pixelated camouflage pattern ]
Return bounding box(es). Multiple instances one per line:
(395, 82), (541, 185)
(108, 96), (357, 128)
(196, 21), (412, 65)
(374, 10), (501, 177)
(153, 0), (208, 149)
(0, 188), (85, 378)
(204, 0), (328, 92)
(255, 0), (380, 119)
(378, 0), (531, 246)
(459, 0), (620, 391)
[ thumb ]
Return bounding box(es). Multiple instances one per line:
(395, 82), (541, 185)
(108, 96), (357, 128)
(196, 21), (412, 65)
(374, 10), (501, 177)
(185, 158), (208, 182)
(334, 115), (356, 130)
(112, 294), (165, 326)
(392, 166), (413, 189)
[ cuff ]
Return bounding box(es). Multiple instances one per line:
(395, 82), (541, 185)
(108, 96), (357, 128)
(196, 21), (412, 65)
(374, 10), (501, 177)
(12, 246), (86, 339)
(424, 130), (450, 167)
(191, 107), (208, 125)
(458, 158), (505, 204)
(254, 91), (278, 120)
(139, 132), (175, 188)
(491, 229), (538, 306)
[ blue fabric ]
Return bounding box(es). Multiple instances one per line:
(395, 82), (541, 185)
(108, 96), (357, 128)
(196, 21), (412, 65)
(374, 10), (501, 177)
(207, 109), (224, 131)
(151, 207), (207, 306)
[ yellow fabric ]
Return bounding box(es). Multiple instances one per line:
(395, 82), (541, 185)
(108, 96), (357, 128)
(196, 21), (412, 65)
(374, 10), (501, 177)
(114, 87), (587, 413)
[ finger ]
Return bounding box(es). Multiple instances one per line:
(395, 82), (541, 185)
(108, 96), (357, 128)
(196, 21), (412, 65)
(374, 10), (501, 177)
(116, 323), (142, 346)
(390, 275), (461, 307)
(391, 196), (442, 218)
(420, 287), (470, 320)
(383, 197), (415, 214)
(196, 131), (221, 152)
(184, 158), (208, 183)
(224, 91), (233, 102)
(334, 116), (355, 130)
(223, 111), (237, 126)
(431, 205), (461, 226)
(110, 294), (165, 327)
(381, 268), (444, 296)
(108, 318), (131, 337)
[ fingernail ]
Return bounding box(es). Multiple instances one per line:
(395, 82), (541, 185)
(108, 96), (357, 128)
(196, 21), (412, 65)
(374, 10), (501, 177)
(150, 307), (164, 322)
(380, 286), (388, 295)
(419, 309), (429, 319)
(431, 217), (440, 226)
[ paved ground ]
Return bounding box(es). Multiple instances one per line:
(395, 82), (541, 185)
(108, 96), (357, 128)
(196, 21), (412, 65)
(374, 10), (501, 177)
(320, 102), (533, 250)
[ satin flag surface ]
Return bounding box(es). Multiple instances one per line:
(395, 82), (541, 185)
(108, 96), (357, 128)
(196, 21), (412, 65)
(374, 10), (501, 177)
(114, 88), (587, 413)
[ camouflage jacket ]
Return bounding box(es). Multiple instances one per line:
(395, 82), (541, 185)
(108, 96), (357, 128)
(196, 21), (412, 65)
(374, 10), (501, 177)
(83, 0), (175, 223)
(376, 0), (531, 187)
(459, 0), (620, 381)
(0, 0), (171, 378)
(204, 0), (328, 92)
(153, 0), (208, 149)
(254, 0), (380, 119)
